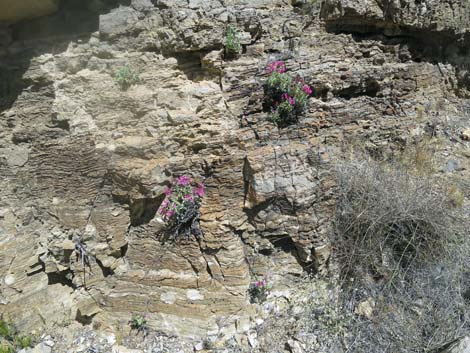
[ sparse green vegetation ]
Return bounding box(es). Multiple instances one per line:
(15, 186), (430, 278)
(0, 321), (10, 339)
(224, 26), (241, 59)
(115, 66), (140, 90)
(0, 318), (34, 352)
(0, 344), (14, 353)
(129, 314), (148, 336)
(14, 335), (33, 349)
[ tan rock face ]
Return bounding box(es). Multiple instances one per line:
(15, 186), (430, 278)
(0, 0), (59, 24)
(321, 0), (470, 34)
(0, 0), (469, 347)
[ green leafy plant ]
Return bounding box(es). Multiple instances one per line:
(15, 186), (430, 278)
(0, 344), (14, 353)
(158, 175), (205, 239)
(129, 314), (148, 336)
(0, 320), (10, 339)
(13, 335), (33, 349)
(0, 319), (34, 351)
(115, 66), (140, 90)
(224, 26), (241, 58)
(264, 61), (312, 126)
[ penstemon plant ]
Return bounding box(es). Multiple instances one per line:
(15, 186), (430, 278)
(264, 60), (313, 126)
(158, 175), (205, 239)
(248, 275), (272, 303)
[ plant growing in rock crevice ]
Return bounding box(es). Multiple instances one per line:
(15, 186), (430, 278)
(129, 314), (148, 336)
(248, 276), (271, 303)
(74, 237), (93, 288)
(224, 25), (241, 59)
(0, 318), (34, 352)
(115, 66), (140, 90)
(158, 175), (205, 240)
(264, 61), (313, 126)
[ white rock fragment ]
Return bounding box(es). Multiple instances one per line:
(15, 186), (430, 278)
(186, 289), (204, 301)
(4, 274), (15, 286)
(160, 292), (176, 304)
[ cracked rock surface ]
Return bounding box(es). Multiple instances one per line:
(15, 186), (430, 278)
(0, 0), (469, 351)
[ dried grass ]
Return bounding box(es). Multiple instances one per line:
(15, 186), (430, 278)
(333, 142), (470, 353)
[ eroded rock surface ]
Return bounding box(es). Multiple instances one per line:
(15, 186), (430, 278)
(0, 0), (469, 350)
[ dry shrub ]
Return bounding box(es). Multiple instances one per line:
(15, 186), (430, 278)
(333, 143), (470, 353)
(335, 158), (460, 277)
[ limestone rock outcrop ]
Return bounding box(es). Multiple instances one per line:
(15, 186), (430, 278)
(321, 0), (470, 34)
(0, 0), (469, 349)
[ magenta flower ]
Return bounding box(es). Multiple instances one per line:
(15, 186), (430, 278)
(159, 177), (205, 227)
(255, 279), (267, 288)
(266, 61), (286, 74)
(176, 175), (191, 186)
(302, 84), (312, 95)
(281, 93), (295, 105)
(163, 186), (172, 196)
(194, 182), (205, 198)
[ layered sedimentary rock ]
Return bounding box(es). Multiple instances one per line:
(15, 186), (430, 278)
(0, 0), (469, 348)
(321, 0), (470, 34)
(322, 0), (470, 96)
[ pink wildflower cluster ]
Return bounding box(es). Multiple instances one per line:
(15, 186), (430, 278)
(302, 84), (312, 95)
(266, 60), (286, 74)
(265, 61), (313, 125)
(158, 175), (205, 222)
(293, 75), (313, 96)
(249, 275), (271, 303)
(254, 278), (267, 288)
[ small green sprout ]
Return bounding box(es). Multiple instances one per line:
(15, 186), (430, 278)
(0, 318), (34, 351)
(129, 314), (148, 336)
(0, 344), (14, 353)
(13, 335), (33, 349)
(0, 320), (11, 339)
(115, 66), (140, 90)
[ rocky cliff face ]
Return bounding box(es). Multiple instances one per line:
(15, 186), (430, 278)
(0, 0), (469, 352)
